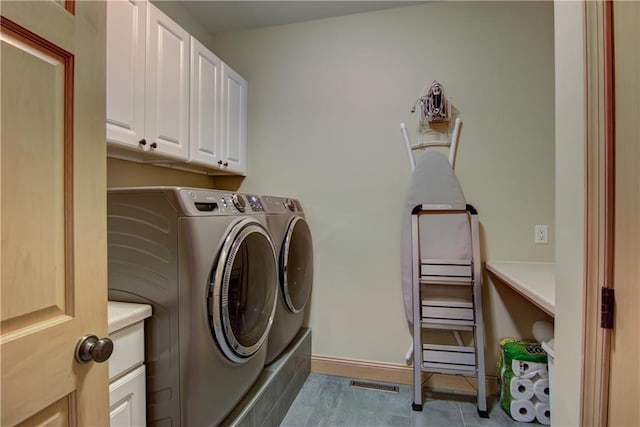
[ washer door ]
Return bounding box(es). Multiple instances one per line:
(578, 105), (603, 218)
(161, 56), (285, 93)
(209, 218), (278, 364)
(280, 216), (313, 313)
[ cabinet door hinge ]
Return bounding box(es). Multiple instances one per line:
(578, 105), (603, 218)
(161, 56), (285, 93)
(601, 287), (615, 329)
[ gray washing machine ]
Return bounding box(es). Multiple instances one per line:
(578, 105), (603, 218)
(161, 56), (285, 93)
(259, 195), (314, 365)
(107, 187), (277, 426)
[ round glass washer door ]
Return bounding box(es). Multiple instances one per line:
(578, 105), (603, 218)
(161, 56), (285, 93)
(280, 216), (313, 313)
(208, 218), (278, 364)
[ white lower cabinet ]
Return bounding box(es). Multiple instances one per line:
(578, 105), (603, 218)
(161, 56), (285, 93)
(108, 321), (146, 427)
(109, 365), (146, 427)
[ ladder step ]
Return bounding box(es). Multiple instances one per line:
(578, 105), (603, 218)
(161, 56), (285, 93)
(420, 278), (473, 286)
(423, 344), (476, 368)
(422, 299), (473, 308)
(423, 343), (475, 352)
(421, 259), (472, 266)
(421, 264), (472, 280)
(422, 362), (477, 374)
(421, 364), (477, 376)
(421, 318), (474, 329)
(422, 305), (474, 321)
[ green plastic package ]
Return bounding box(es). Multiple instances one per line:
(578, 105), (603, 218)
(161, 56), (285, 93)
(497, 338), (548, 416)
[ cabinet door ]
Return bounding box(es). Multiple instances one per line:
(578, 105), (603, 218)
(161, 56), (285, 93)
(189, 37), (222, 167)
(145, 3), (190, 160)
(109, 365), (146, 427)
(221, 64), (248, 175)
(106, 0), (146, 150)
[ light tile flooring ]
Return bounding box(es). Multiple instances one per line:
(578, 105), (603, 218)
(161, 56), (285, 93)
(281, 374), (532, 427)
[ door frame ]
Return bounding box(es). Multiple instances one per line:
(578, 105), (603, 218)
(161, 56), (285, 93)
(582, 1), (615, 425)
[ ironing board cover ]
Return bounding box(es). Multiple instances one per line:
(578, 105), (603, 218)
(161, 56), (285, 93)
(401, 151), (472, 323)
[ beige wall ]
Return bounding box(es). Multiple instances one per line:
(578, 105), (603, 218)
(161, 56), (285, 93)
(210, 1), (556, 372)
(107, 158), (215, 188)
(553, 1), (585, 425)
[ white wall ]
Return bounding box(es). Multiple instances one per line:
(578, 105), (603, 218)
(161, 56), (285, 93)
(553, 1), (586, 425)
(211, 1), (555, 371)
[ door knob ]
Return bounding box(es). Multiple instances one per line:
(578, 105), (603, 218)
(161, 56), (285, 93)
(75, 334), (113, 364)
(150, 142), (157, 149)
(139, 138), (147, 146)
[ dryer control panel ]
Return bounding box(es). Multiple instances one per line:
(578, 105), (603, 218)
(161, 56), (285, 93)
(260, 195), (303, 214)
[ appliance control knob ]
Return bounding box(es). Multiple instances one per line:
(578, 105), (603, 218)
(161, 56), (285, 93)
(284, 199), (296, 212)
(231, 194), (246, 212)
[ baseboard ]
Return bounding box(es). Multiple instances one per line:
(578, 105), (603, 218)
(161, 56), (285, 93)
(311, 355), (498, 395)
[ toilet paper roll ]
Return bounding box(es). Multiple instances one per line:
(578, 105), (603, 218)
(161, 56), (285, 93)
(510, 399), (536, 423)
(512, 359), (548, 378)
(534, 378), (550, 402)
(510, 377), (535, 400)
(533, 321), (554, 344)
(534, 399), (551, 425)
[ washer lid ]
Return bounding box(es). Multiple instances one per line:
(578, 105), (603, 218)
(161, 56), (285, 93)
(280, 216), (313, 313)
(208, 218), (278, 364)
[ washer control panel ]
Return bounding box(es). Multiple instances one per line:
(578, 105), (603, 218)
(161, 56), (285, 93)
(177, 189), (263, 215)
(245, 195), (264, 212)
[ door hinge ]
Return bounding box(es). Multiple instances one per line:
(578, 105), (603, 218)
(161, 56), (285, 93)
(601, 287), (615, 329)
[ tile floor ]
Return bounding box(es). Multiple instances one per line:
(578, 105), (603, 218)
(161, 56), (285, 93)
(281, 374), (532, 427)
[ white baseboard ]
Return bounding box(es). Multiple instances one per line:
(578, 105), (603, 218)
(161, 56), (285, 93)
(311, 355), (498, 395)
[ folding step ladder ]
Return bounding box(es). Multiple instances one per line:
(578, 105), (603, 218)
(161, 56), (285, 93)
(410, 203), (488, 417)
(400, 119), (488, 418)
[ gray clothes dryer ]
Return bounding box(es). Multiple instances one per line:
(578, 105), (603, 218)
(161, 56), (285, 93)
(259, 195), (314, 365)
(107, 187), (277, 427)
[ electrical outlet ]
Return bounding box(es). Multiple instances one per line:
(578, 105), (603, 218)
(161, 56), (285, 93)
(535, 225), (549, 244)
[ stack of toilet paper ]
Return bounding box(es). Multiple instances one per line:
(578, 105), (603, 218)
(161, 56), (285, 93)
(498, 339), (550, 425)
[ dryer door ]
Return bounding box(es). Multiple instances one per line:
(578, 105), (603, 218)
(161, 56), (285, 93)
(209, 218), (278, 364)
(280, 216), (314, 313)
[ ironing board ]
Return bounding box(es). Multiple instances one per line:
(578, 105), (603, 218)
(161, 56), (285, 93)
(400, 123), (488, 417)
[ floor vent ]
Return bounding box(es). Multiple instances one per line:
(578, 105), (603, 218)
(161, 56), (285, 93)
(349, 380), (399, 393)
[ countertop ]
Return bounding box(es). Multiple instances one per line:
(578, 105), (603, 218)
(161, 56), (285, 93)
(485, 261), (555, 317)
(108, 301), (152, 334)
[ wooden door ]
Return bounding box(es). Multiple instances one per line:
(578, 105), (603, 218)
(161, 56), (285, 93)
(608, 2), (640, 424)
(221, 64), (247, 175)
(1, 1), (108, 425)
(190, 37), (223, 168)
(145, 3), (190, 160)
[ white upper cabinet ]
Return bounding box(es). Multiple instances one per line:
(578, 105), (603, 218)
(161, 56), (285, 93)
(189, 38), (223, 167)
(106, 0), (146, 150)
(221, 64), (248, 175)
(146, 4), (190, 160)
(190, 41), (247, 175)
(106, 0), (247, 175)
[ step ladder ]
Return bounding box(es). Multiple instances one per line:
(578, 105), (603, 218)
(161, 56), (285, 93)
(410, 203), (488, 418)
(400, 118), (488, 418)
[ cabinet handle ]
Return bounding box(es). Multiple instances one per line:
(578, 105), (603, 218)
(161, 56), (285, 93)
(139, 139), (147, 146)
(223, 162), (228, 167)
(217, 160), (223, 165)
(150, 142), (157, 149)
